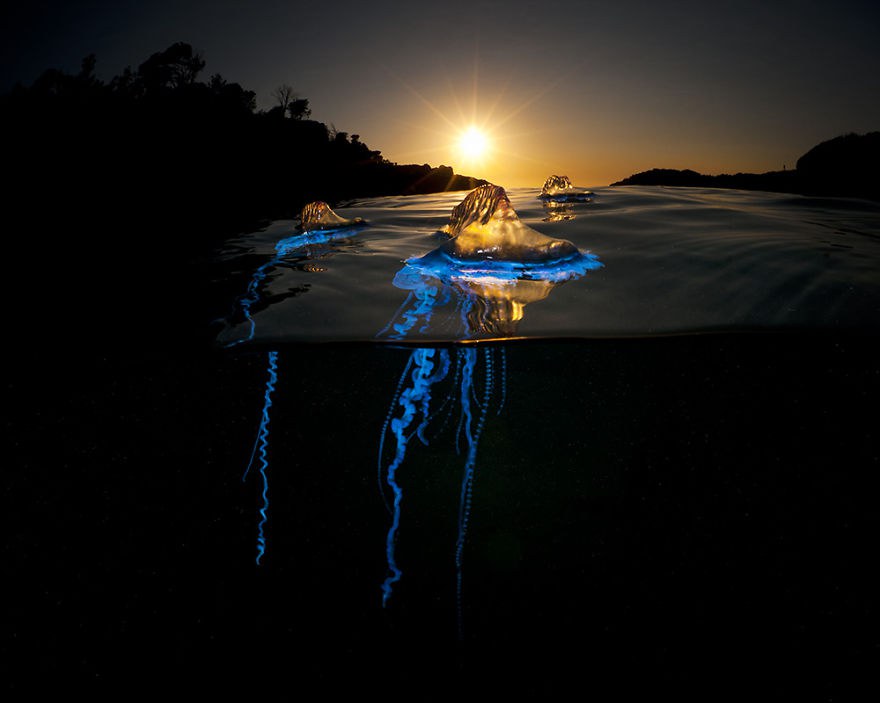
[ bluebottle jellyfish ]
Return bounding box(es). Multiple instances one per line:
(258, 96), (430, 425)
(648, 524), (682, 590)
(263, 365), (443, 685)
(538, 176), (594, 221)
(218, 201), (366, 348)
(376, 184), (602, 635)
(232, 201), (365, 562)
(299, 200), (366, 232)
(538, 174), (594, 203)
(230, 186), (603, 638)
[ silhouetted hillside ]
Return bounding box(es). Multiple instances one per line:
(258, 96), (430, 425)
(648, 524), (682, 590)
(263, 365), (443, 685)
(2, 43), (485, 235)
(796, 132), (880, 198)
(612, 132), (880, 201)
(1, 44), (487, 349)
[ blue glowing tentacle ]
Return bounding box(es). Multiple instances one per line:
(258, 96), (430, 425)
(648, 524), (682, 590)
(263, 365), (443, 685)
(485, 347), (494, 401)
(472, 348), (493, 411)
(243, 418), (263, 482)
(447, 291), (466, 332)
(470, 378), (483, 410)
(419, 349), (461, 446)
(416, 349), (451, 445)
(455, 347), (493, 639)
(458, 294), (475, 339)
(454, 350), (468, 456)
(424, 354), (461, 437)
(420, 381), (457, 444)
(381, 348), (438, 607)
(376, 292), (415, 339)
(244, 351), (278, 566)
(391, 286), (438, 340)
(378, 354), (415, 513)
(227, 259), (275, 348)
(243, 350), (279, 482)
(497, 346), (507, 415)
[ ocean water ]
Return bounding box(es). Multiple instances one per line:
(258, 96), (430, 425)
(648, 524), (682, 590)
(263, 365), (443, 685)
(7, 187), (879, 697)
(201, 187), (879, 696)
(216, 186), (880, 344)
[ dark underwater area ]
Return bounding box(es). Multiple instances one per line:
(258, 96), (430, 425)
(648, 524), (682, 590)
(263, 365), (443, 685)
(6, 335), (879, 697)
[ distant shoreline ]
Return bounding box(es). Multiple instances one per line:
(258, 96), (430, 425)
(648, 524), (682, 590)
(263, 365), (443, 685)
(611, 132), (879, 201)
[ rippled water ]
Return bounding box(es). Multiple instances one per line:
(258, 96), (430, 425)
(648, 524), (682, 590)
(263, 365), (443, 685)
(216, 186), (880, 345)
(192, 187), (880, 696)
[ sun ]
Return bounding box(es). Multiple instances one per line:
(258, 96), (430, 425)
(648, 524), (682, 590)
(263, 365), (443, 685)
(458, 127), (489, 162)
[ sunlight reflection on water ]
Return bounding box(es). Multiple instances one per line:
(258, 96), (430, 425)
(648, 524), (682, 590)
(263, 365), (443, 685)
(216, 186), (880, 346)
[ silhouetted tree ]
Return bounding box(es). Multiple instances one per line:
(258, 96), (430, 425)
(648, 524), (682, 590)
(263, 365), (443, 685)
(138, 42), (205, 92)
(209, 73), (256, 113)
(31, 68), (69, 97)
(109, 66), (139, 96)
(269, 84), (310, 119)
(288, 97), (310, 120)
(271, 84), (295, 113)
(78, 54), (97, 83)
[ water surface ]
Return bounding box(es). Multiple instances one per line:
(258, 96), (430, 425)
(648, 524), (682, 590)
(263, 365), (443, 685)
(217, 186), (880, 345)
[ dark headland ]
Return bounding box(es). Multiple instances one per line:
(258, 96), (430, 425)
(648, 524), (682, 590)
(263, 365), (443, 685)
(612, 132), (880, 201)
(2, 43), (486, 230)
(2, 44), (485, 347)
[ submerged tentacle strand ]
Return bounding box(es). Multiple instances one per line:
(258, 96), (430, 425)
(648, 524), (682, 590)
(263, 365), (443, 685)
(497, 346), (507, 415)
(245, 350), (279, 566)
(381, 348), (443, 607)
(378, 353), (416, 513)
(455, 347), (493, 639)
(416, 349), (451, 445)
(227, 260), (275, 348)
(423, 352), (462, 445)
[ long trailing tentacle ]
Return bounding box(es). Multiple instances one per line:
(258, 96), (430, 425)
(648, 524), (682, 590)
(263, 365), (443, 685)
(381, 348), (440, 607)
(455, 347), (493, 639)
(424, 351), (462, 444)
(378, 353), (415, 513)
(497, 346), (507, 415)
(241, 351), (279, 565)
(377, 343), (505, 635)
(376, 291), (415, 339)
(416, 349), (451, 445)
(454, 349), (468, 455)
(226, 259), (275, 348)
(390, 287), (439, 340)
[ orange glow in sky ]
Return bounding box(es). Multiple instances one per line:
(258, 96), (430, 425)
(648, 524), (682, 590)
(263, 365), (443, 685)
(7, 3), (876, 190)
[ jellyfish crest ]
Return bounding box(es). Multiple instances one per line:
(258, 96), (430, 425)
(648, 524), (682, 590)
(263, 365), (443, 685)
(300, 200), (365, 232)
(539, 174), (594, 203)
(437, 183), (582, 263)
(440, 184), (512, 237)
(541, 174), (574, 194)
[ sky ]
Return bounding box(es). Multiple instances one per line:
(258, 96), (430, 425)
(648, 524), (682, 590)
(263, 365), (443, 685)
(2, 0), (878, 186)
